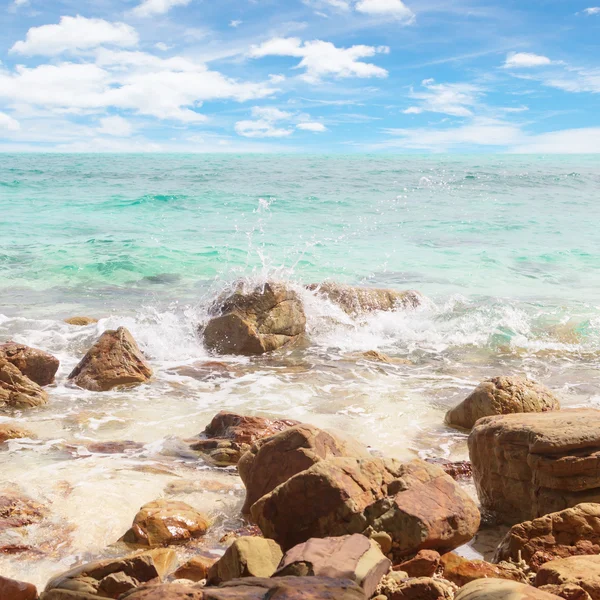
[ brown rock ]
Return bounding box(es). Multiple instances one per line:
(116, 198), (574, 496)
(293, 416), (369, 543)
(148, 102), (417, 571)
(188, 412), (299, 467)
(0, 360), (48, 409)
(0, 575), (38, 600)
(536, 556), (600, 600)
(64, 317), (98, 327)
(68, 327), (152, 392)
(202, 282), (306, 356)
(425, 458), (472, 481)
(441, 552), (528, 586)
(308, 283), (423, 315)
(122, 500), (209, 547)
(0, 491), (46, 530)
(468, 409), (600, 524)
(276, 534), (391, 598)
(0, 422), (34, 443)
(495, 503), (600, 573)
(173, 555), (218, 582)
(455, 579), (562, 600)
(394, 550), (440, 577)
(0, 342), (59, 386)
(379, 576), (455, 600)
(238, 424), (371, 514)
(539, 585), (592, 600)
(251, 456), (480, 560)
(446, 376), (560, 431)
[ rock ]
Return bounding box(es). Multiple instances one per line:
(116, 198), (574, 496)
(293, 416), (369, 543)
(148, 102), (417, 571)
(308, 283), (423, 316)
(251, 456), (480, 560)
(425, 459), (472, 481)
(208, 537), (283, 584)
(0, 422), (34, 443)
(0, 360), (48, 409)
(122, 500), (209, 547)
(202, 282), (306, 356)
(446, 376), (560, 431)
(455, 579), (562, 600)
(0, 491), (46, 529)
(377, 576), (456, 600)
(68, 327), (152, 392)
(441, 552), (528, 586)
(361, 351), (392, 363)
(394, 550), (440, 577)
(275, 534), (391, 598)
(173, 554), (218, 582)
(238, 424), (371, 514)
(64, 317), (98, 326)
(495, 504), (600, 573)
(536, 556), (600, 600)
(188, 412), (299, 467)
(468, 409), (600, 524)
(0, 575), (38, 600)
(120, 577), (366, 600)
(538, 585), (592, 600)
(40, 548), (176, 599)
(0, 342), (60, 386)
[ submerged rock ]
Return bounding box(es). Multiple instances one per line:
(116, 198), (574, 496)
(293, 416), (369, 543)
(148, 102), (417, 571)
(0, 360), (48, 410)
(68, 327), (152, 392)
(0, 422), (34, 443)
(0, 575), (37, 600)
(455, 579), (562, 600)
(535, 556), (600, 600)
(202, 282), (306, 356)
(64, 316), (99, 326)
(0, 342), (59, 386)
(0, 490), (47, 530)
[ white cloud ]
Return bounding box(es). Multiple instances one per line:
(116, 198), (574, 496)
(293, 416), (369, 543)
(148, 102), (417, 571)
(355, 0), (414, 21)
(403, 106), (422, 114)
(511, 127), (600, 153)
(583, 7), (600, 15)
(251, 106), (293, 121)
(132, 0), (191, 18)
(407, 79), (483, 117)
(10, 16), (139, 56)
(98, 115), (133, 137)
(230, 20), (243, 27)
(155, 42), (171, 51)
(235, 120), (293, 138)
(504, 52), (552, 68)
(297, 122), (327, 132)
(249, 37), (389, 82)
(235, 105), (326, 138)
(13, 0), (28, 6)
(0, 112), (20, 132)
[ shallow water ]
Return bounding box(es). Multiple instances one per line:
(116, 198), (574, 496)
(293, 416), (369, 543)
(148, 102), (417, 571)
(1, 154), (599, 586)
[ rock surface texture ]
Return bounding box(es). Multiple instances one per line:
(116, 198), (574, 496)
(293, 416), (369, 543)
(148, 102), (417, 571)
(441, 552), (528, 586)
(0, 342), (59, 386)
(0, 360), (48, 409)
(455, 579), (562, 600)
(446, 376), (560, 430)
(0, 575), (38, 600)
(68, 327), (152, 392)
(0, 422), (34, 443)
(469, 409), (600, 524)
(203, 282), (306, 356)
(64, 317), (98, 326)
(536, 556), (600, 600)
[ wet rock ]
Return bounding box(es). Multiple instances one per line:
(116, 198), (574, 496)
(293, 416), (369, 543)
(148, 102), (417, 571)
(238, 424), (371, 514)
(308, 283), (423, 315)
(172, 362), (238, 382)
(40, 548), (176, 599)
(0, 491), (46, 530)
(495, 503), (600, 573)
(446, 376), (560, 431)
(275, 534), (390, 598)
(68, 327), (152, 392)
(122, 500), (209, 547)
(188, 411), (299, 467)
(0, 575), (38, 600)
(536, 556), (600, 600)
(173, 554), (218, 582)
(377, 575), (456, 600)
(218, 525), (263, 545)
(208, 537), (283, 584)
(84, 441), (144, 455)
(0, 422), (34, 443)
(455, 579), (562, 600)
(440, 552), (528, 586)
(394, 550), (440, 577)
(0, 342), (60, 386)
(468, 409), (600, 525)
(425, 459), (472, 481)
(0, 360), (48, 409)
(538, 584), (592, 600)
(251, 456), (480, 560)
(64, 317), (98, 326)
(202, 282), (306, 356)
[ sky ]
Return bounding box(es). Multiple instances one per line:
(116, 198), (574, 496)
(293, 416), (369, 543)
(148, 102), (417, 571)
(1, 0), (599, 153)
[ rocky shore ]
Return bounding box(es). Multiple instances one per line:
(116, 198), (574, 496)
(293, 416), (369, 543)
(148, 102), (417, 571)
(2, 282), (599, 600)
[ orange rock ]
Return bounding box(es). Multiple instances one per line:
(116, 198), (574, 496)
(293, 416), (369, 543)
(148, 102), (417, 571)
(0, 575), (37, 600)
(440, 552), (528, 586)
(394, 550), (441, 577)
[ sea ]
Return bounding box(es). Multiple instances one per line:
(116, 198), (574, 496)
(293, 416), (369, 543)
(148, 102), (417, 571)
(1, 153), (599, 585)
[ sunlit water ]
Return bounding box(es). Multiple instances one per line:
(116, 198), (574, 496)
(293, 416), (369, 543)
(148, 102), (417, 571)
(1, 154), (599, 586)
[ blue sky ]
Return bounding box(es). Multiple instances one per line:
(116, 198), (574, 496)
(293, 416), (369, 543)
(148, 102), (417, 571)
(1, 0), (599, 152)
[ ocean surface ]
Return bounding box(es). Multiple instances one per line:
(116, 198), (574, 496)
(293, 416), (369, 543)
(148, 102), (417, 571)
(1, 153), (600, 586)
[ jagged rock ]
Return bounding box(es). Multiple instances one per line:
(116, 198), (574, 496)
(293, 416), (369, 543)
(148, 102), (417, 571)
(308, 283), (423, 315)
(64, 317), (98, 326)
(0, 575), (37, 600)
(394, 550), (441, 577)
(238, 424), (371, 514)
(251, 456), (480, 560)
(0, 490), (47, 529)
(173, 554), (218, 582)
(469, 409), (600, 524)
(276, 534), (391, 598)
(208, 537), (283, 584)
(0, 360), (48, 409)
(455, 579), (562, 600)
(378, 575), (456, 600)
(0, 342), (59, 386)
(446, 376), (560, 430)
(0, 422), (34, 443)
(536, 556), (600, 600)
(122, 500), (209, 547)
(188, 412), (299, 467)
(495, 504), (600, 573)
(441, 552), (528, 586)
(538, 584), (592, 600)
(425, 459), (472, 481)
(68, 327), (152, 392)
(202, 282), (306, 356)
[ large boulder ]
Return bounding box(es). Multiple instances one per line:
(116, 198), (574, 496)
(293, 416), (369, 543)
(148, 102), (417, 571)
(68, 327), (152, 392)
(0, 575), (37, 600)
(0, 360), (48, 409)
(276, 534), (390, 598)
(251, 456), (480, 560)
(536, 556), (600, 600)
(0, 342), (59, 386)
(122, 499), (209, 547)
(455, 579), (562, 600)
(440, 552), (528, 586)
(468, 409), (600, 524)
(308, 283), (422, 315)
(0, 422), (34, 443)
(188, 412), (299, 467)
(238, 424), (371, 514)
(446, 376), (560, 430)
(202, 283), (306, 356)
(495, 504), (600, 573)
(377, 575), (456, 600)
